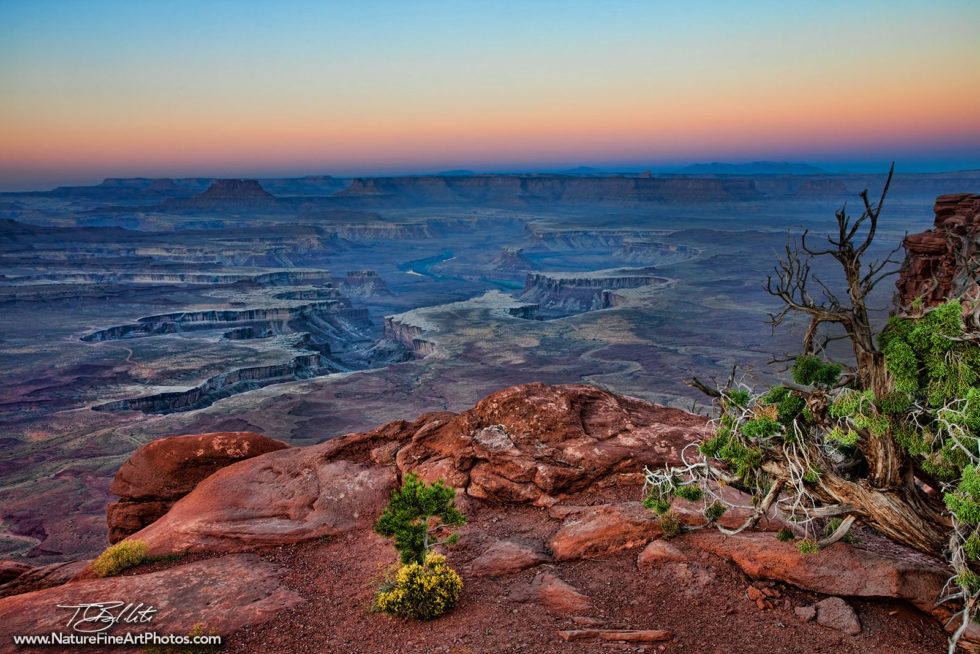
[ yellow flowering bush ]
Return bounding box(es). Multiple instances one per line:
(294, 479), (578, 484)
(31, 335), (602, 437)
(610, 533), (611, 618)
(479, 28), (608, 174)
(373, 553), (463, 620)
(92, 539), (150, 577)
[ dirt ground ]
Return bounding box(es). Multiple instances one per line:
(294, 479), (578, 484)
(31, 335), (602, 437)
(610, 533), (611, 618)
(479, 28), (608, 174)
(196, 498), (949, 654)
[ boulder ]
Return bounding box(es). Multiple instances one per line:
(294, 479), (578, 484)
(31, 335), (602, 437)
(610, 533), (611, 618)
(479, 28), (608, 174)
(0, 561), (32, 585)
(814, 597), (861, 636)
(509, 572), (592, 615)
(130, 454), (397, 555)
(107, 431), (290, 542)
(691, 530), (948, 615)
(0, 559), (91, 599)
(794, 605), (817, 622)
(392, 383), (707, 505)
(637, 540), (688, 568)
(0, 555), (302, 645)
(470, 539), (551, 577)
(549, 502), (660, 561)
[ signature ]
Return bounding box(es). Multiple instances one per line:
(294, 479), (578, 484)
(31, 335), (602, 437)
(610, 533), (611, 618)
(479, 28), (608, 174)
(57, 602), (157, 633)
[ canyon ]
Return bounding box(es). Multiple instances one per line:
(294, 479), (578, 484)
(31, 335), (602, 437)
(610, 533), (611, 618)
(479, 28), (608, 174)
(0, 170), (977, 652)
(0, 170), (977, 568)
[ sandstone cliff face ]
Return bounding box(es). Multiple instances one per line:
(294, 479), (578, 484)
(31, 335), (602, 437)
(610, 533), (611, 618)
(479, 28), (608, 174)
(81, 300), (368, 342)
(896, 193), (980, 307)
(334, 270), (391, 298)
(383, 315), (437, 357)
(92, 353), (334, 414)
(520, 269), (669, 315)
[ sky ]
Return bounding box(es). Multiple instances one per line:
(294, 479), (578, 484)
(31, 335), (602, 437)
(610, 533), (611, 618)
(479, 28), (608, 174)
(1, 0), (978, 190)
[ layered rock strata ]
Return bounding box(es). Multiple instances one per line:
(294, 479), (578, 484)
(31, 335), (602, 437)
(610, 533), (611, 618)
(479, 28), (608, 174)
(896, 193), (980, 307)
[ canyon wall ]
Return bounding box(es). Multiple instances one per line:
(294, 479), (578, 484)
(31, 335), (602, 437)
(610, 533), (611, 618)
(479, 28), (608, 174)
(896, 193), (980, 307)
(93, 353), (333, 414)
(80, 301), (361, 342)
(383, 315), (437, 357)
(520, 269), (669, 315)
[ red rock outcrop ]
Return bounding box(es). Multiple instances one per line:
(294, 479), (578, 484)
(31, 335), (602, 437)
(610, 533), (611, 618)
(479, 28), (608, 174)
(548, 502), (661, 561)
(469, 539), (551, 577)
(107, 431), (290, 543)
(119, 384), (705, 556)
(0, 559), (92, 598)
(690, 530), (949, 616)
(0, 554), (303, 650)
(509, 572), (593, 615)
(132, 459), (396, 554)
(896, 193), (980, 307)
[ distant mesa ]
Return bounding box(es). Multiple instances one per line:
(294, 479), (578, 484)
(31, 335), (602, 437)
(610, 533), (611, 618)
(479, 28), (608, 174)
(145, 177), (177, 192)
(677, 161), (825, 175)
(519, 267), (670, 316)
(195, 179), (276, 201)
(158, 179), (280, 212)
(491, 247), (538, 271)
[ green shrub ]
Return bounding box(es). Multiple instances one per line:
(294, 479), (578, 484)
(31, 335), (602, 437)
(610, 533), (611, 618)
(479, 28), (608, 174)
(776, 393), (807, 425)
(762, 385), (790, 405)
(796, 538), (821, 555)
(704, 502), (727, 521)
(727, 390), (751, 408)
(964, 531), (980, 560)
(92, 540), (150, 577)
(375, 473), (466, 565)
(792, 355), (841, 387)
(643, 495), (672, 514)
(742, 418), (780, 438)
(698, 434), (727, 458)
(675, 484), (704, 502)
(946, 466), (980, 525)
(657, 511), (682, 539)
(372, 553), (463, 620)
(775, 527), (794, 542)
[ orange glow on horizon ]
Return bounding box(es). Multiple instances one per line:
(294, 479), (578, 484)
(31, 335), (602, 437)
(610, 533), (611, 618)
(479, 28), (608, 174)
(2, 1), (978, 186)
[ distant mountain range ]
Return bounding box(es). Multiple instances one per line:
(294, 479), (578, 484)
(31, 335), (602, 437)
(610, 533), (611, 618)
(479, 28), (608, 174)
(676, 161), (826, 175)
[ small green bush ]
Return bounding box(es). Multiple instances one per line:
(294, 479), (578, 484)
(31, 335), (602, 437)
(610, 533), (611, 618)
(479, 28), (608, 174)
(946, 465), (980, 526)
(375, 473), (466, 565)
(643, 495), (672, 514)
(796, 538), (821, 555)
(727, 390), (751, 408)
(762, 385), (790, 405)
(792, 355), (841, 387)
(675, 484), (704, 502)
(775, 527), (794, 542)
(657, 511), (682, 539)
(964, 531), (980, 560)
(704, 502), (727, 521)
(372, 553), (463, 620)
